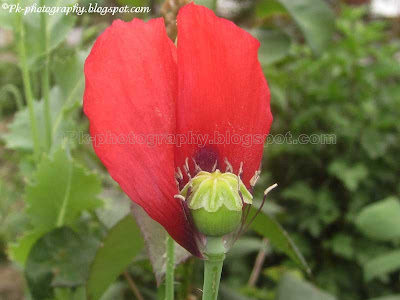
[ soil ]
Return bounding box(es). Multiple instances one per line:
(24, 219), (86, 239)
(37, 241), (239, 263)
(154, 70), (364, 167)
(0, 264), (24, 300)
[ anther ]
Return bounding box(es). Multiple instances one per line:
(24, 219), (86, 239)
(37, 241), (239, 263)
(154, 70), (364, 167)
(250, 170), (261, 187)
(174, 194), (186, 201)
(224, 157), (233, 173)
(175, 167), (183, 181)
(238, 162), (244, 178)
(192, 158), (202, 174)
(264, 183), (278, 196)
(211, 160), (218, 172)
(183, 158), (192, 180)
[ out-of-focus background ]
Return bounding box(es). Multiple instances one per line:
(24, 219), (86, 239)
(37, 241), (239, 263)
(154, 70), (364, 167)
(0, 0), (399, 299)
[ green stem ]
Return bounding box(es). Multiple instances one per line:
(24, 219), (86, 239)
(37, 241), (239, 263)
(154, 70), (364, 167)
(40, 0), (52, 150)
(166, 234), (175, 300)
(16, 3), (40, 159)
(202, 237), (226, 300)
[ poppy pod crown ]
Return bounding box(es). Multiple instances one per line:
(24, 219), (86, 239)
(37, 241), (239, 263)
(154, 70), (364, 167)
(83, 3), (272, 257)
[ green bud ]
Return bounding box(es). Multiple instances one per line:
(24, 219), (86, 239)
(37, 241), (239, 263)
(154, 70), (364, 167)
(180, 170), (253, 237)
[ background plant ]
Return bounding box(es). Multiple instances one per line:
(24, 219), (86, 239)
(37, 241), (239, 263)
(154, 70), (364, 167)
(0, 0), (399, 299)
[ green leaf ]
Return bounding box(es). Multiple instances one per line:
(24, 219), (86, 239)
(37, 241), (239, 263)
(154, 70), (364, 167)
(8, 230), (48, 265)
(2, 87), (67, 151)
(249, 29), (292, 66)
(52, 50), (88, 105)
(86, 215), (144, 300)
(361, 128), (392, 159)
(25, 227), (98, 300)
(276, 273), (337, 300)
(95, 189), (132, 229)
(193, 0), (214, 9)
(366, 296), (400, 300)
(364, 250), (400, 282)
(355, 197), (400, 241)
(219, 284), (253, 300)
(255, 0), (287, 19)
(228, 237), (266, 258)
(51, 50), (89, 138)
(277, 0), (335, 53)
(328, 160), (368, 192)
(131, 203), (191, 284)
(26, 147), (102, 230)
(250, 207), (310, 274)
(54, 286), (86, 300)
(0, 0), (17, 29)
(23, 0), (77, 66)
(325, 233), (354, 260)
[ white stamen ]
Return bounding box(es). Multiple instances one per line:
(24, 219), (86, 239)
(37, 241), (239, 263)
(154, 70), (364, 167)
(264, 183), (278, 196)
(192, 158), (202, 173)
(224, 157), (233, 173)
(250, 170), (261, 187)
(238, 162), (243, 177)
(211, 160), (218, 172)
(174, 194), (186, 201)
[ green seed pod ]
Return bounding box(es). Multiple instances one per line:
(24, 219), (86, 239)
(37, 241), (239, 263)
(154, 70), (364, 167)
(180, 170), (253, 237)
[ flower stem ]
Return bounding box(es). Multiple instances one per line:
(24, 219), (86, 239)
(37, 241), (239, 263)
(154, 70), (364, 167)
(40, 0), (52, 150)
(166, 233), (175, 300)
(16, 3), (40, 159)
(202, 237), (226, 300)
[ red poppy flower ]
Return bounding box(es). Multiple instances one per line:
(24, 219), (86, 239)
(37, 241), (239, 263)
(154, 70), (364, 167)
(83, 3), (272, 257)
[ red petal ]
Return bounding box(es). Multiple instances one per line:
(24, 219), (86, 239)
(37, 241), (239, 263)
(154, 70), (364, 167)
(84, 18), (200, 256)
(175, 4), (273, 187)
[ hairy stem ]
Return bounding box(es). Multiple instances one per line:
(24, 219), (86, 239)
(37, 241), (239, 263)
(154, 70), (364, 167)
(166, 234), (175, 300)
(16, 4), (40, 159)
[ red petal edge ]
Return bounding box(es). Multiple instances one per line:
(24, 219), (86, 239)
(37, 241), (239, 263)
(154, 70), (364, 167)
(84, 18), (200, 256)
(175, 3), (273, 188)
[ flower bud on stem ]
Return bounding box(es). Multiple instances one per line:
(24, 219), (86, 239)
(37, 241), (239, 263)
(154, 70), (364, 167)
(180, 170), (254, 300)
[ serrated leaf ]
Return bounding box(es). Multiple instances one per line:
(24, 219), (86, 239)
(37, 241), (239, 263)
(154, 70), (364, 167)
(355, 197), (400, 241)
(2, 87), (67, 151)
(276, 273), (337, 300)
(250, 207), (310, 275)
(364, 250), (400, 282)
(26, 147), (102, 230)
(86, 215), (144, 300)
(23, 0), (77, 66)
(131, 203), (191, 284)
(25, 227), (98, 300)
(277, 0), (335, 53)
(8, 230), (47, 265)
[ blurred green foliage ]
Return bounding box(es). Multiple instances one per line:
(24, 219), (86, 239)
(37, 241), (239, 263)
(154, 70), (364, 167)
(261, 5), (400, 300)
